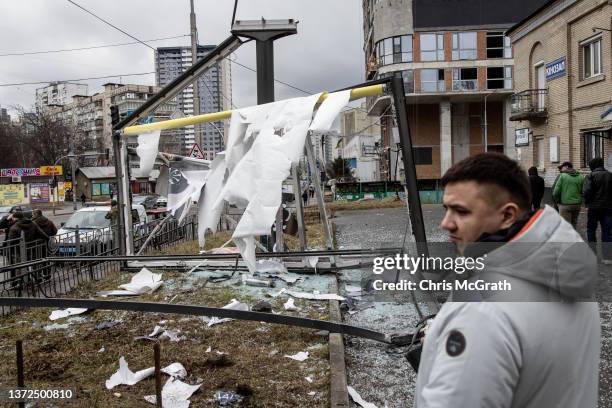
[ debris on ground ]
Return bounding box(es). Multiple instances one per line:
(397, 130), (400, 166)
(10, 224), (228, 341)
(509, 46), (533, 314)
(348, 385), (379, 408)
(144, 377), (201, 407)
(251, 300), (273, 313)
(286, 290), (345, 301)
(242, 275), (275, 288)
(256, 259), (288, 274)
(161, 362), (187, 379)
(203, 299), (249, 327)
(285, 351), (309, 362)
(97, 268), (163, 296)
(284, 298), (300, 311)
(105, 357), (155, 389)
(49, 307), (88, 321)
(215, 390), (243, 406)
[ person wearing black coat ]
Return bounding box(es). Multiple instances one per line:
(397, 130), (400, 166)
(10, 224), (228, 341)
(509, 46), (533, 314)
(528, 166), (545, 210)
(583, 157), (612, 263)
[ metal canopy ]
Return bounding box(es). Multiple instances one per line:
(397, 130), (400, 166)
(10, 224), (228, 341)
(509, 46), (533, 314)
(231, 18), (298, 42)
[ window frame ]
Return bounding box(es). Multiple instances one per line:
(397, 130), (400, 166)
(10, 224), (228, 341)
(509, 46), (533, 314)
(452, 32), (477, 60)
(486, 66), (513, 89)
(486, 32), (512, 59)
(452, 67), (478, 91)
(582, 37), (603, 79)
(420, 33), (445, 62)
(413, 147), (433, 165)
(420, 69), (445, 93)
(376, 35), (413, 66)
(583, 133), (604, 166)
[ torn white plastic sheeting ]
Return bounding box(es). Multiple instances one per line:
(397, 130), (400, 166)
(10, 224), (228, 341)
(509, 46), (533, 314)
(204, 299), (249, 327)
(284, 351), (309, 362)
(304, 256), (319, 269)
(162, 362), (187, 379)
(49, 308), (88, 321)
(118, 268), (163, 295)
(199, 91), (350, 272)
(347, 386), (379, 408)
(167, 160), (210, 224)
(136, 130), (161, 178)
(144, 377), (201, 408)
(286, 290), (345, 301)
(283, 298), (299, 311)
(105, 357), (154, 389)
(197, 153), (227, 248)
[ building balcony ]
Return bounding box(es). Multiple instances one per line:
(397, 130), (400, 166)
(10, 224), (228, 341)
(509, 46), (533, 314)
(510, 89), (548, 121)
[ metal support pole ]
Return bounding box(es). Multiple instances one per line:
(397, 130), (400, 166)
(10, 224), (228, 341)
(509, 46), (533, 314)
(16, 340), (25, 408)
(291, 164), (307, 250)
(190, 0), (201, 149)
(305, 137), (334, 250)
(390, 76), (428, 257)
(153, 343), (162, 408)
(70, 153), (77, 211)
(120, 139), (134, 255)
(112, 131), (127, 256)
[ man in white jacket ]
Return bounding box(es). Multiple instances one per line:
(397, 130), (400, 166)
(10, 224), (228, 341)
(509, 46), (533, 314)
(415, 153), (600, 408)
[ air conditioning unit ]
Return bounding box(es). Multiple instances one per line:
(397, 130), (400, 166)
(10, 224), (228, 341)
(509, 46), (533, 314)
(11, 176), (21, 183)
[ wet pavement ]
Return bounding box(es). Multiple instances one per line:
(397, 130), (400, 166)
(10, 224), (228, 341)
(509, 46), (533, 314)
(333, 204), (611, 408)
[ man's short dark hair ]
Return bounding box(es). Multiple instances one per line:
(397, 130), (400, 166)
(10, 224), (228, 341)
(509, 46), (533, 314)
(441, 153), (531, 211)
(589, 157), (604, 171)
(32, 209), (42, 217)
(12, 211), (24, 220)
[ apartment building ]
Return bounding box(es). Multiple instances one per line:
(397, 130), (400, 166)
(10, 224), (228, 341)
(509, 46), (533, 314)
(363, 0), (548, 185)
(340, 103), (381, 181)
(155, 46), (232, 154)
(48, 83), (177, 154)
(507, 0), (612, 186)
(35, 82), (88, 110)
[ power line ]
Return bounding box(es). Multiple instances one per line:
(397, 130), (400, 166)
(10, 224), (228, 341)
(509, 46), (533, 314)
(0, 35), (190, 57)
(228, 58), (314, 95)
(0, 72), (155, 87)
(66, 0), (155, 51)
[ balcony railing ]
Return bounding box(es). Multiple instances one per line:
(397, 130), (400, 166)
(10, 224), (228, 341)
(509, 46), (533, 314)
(510, 89), (548, 121)
(452, 80), (478, 92)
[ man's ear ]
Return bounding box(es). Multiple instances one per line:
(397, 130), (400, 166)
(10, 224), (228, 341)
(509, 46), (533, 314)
(499, 202), (521, 229)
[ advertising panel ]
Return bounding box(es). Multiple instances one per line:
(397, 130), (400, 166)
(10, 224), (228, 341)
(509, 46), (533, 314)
(0, 185), (25, 205)
(30, 183), (50, 203)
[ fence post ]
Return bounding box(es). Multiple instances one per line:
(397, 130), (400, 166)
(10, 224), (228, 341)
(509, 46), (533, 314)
(19, 231), (26, 264)
(74, 226), (80, 256)
(16, 340), (25, 408)
(154, 343), (162, 407)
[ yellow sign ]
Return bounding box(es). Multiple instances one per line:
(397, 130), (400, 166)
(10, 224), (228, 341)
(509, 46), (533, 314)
(40, 165), (63, 176)
(0, 185), (25, 205)
(64, 181), (72, 190)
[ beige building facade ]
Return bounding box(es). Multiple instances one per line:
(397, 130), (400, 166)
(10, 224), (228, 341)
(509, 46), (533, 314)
(508, 0), (612, 186)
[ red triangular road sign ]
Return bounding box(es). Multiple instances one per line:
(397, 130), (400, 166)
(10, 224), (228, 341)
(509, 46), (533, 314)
(189, 143), (205, 159)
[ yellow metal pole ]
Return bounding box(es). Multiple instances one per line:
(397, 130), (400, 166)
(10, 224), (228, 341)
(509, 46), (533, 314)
(123, 84), (384, 136)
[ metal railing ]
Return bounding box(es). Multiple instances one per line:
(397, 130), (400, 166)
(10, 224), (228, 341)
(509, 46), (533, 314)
(452, 80), (478, 91)
(510, 89), (548, 119)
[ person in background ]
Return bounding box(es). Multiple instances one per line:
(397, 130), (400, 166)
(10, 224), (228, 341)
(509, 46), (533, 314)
(302, 189), (309, 207)
(32, 209), (57, 238)
(80, 192), (87, 208)
(582, 157), (612, 264)
(105, 200), (119, 226)
(552, 161), (584, 228)
(528, 166), (545, 210)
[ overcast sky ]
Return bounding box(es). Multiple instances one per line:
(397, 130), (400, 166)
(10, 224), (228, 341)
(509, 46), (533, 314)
(0, 0), (364, 118)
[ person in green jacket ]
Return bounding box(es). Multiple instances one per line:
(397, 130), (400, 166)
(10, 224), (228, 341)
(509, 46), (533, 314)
(552, 161), (584, 228)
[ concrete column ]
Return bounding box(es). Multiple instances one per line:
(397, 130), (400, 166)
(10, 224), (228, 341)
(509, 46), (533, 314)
(440, 100), (452, 175)
(503, 97), (517, 160)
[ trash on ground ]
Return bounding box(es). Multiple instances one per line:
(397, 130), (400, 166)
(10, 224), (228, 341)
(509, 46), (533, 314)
(204, 299), (249, 327)
(95, 320), (122, 330)
(49, 308), (88, 321)
(256, 259), (288, 274)
(98, 347), (105, 353)
(215, 390), (243, 406)
(305, 376), (313, 383)
(162, 362), (187, 379)
(242, 275), (275, 287)
(284, 351), (309, 362)
(43, 323), (70, 331)
(144, 377), (201, 408)
(304, 256), (319, 269)
(97, 268), (163, 296)
(283, 298), (299, 311)
(286, 290), (345, 301)
(105, 357), (154, 389)
(347, 386), (378, 408)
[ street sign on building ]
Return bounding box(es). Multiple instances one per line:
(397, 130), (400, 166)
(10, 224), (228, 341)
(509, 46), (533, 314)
(40, 165), (63, 176)
(189, 143), (205, 159)
(546, 57), (566, 81)
(515, 128), (530, 147)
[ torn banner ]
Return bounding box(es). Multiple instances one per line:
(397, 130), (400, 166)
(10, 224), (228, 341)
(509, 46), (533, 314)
(167, 159), (210, 223)
(198, 91), (351, 272)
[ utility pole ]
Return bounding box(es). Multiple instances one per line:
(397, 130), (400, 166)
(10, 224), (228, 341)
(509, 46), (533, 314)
(190, 0), (201, 148)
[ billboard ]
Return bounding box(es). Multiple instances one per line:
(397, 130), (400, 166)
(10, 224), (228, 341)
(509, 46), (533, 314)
(0, 185), (25, 205)
(30, 183), (50, 203)
(40, 165), (63, 176)
(1, 168), (40, 177)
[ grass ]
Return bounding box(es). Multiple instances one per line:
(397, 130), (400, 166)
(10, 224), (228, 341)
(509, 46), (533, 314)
(0, 267), (331, 407)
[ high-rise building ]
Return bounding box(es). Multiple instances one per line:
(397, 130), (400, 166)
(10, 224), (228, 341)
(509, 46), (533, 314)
(0, 107), (10, 124)
(35, 82), (88, 110)
(363, 0), (549, 186)
(155, 45), (232, 154)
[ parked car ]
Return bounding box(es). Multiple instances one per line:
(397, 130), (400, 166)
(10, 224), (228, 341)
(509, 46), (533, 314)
(155, 196), (168, 208)
(53, 204), (148, 255)
(133, 194), (159, 210)
(0, 205), (32, 223)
